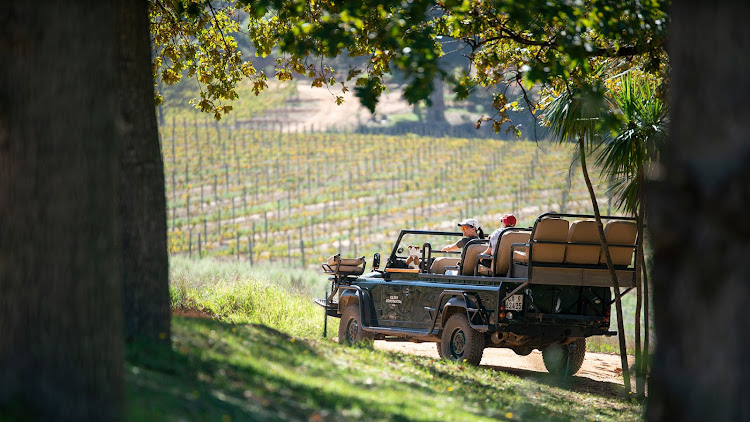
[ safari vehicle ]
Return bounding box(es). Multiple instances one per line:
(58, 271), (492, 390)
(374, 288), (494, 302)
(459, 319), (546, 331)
(317, 212), (638, 375)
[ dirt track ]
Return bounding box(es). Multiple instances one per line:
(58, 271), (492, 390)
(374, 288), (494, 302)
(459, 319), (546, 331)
(375, 340), (637, 397)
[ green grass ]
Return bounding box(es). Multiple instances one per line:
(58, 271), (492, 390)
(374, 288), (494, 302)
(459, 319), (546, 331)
(125, 257), (646, 420)
(127, 319), (643, 421)
(587, 289), (654, 356)
(170, 256), (650, 356)
(169, 256), (335, 338)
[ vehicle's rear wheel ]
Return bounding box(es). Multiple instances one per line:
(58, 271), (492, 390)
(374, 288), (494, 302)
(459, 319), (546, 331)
(436, 341), (444, 359)
(542, 338), (586, 376)
(439, 313), (485, 365)
(338, 304), (374, 347)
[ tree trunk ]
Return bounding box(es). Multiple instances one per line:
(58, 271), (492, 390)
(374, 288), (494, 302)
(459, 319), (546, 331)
(648, 3), (750, 421)
(578, 137), (631, 393)
(0, 2), (123, 420)
(634, 169), (645, 397)
(426, 76), (446, 124)
(641, 246), (650, 382)
(116, 0), (172, 343)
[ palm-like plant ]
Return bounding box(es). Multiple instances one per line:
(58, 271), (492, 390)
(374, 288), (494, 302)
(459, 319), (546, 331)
(596, 72), (668, 397)
(541, 81), (633, 393)
(598, 73), (668, 214)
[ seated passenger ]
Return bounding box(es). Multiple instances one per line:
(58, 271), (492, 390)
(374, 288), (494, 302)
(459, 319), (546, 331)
(441, 218), (485, 252)
(479, 214), (517, 268)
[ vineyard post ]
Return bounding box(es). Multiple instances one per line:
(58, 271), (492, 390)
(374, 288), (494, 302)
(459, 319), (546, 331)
(243, 187), (247, 214)
(171, 116), (176, 168)
(188, 231), (192, 258)
(203, 217), (207, 243)
(310, 216), (316, 250)
(235, 156), (240, 185)
(214, 174), (218, 203)
(299, 227), (305, 268)
(287, 234), (292, 266)
(250, 222), (256, 264)
(224, 161), (229, 191)
(198, 233), (202, 259)
(171, 169), (176, 209)
(218, 209), (222, 242)
(216, 120), (222, 166)
(186, 195), (191, 232)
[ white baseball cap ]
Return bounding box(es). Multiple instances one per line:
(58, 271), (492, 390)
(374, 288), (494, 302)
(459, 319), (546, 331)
(457, 218), (480, 229)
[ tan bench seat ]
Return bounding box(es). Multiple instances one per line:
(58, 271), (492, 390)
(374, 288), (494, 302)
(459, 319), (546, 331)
(477, 230), (530, 276)
(429, 257), (460, 274)
(600, 220), (637, 266)
(513, 217), (569, 264)
(564, 219), (601, 265)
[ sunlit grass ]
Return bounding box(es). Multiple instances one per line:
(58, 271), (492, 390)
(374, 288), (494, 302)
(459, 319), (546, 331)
(170, 256), (336, 338)
(127, 316), (644, 421)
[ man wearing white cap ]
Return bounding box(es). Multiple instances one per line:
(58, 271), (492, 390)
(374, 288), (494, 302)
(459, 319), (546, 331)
(441, 218), (485, 252)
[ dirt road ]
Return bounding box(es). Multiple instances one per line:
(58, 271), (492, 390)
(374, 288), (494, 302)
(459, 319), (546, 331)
(375, 340), (637, 397)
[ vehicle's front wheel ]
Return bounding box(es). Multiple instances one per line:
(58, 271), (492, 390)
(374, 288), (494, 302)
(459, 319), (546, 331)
(338, 304), (374, 347)
(542, 338), (586, 376)
(439, 313), (485, 365)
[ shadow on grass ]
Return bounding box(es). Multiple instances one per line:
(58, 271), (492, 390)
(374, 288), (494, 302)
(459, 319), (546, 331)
(482, 364), (628, 400)
(126, 317), (416, 421)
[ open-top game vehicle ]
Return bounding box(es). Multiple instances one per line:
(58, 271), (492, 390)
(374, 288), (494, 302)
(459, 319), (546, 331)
(317, 212), (638, 375)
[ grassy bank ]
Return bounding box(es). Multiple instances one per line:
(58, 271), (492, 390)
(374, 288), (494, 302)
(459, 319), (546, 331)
(127, 316), (643, 421)
(169, 256), (335, 338)
(168, 256), (649, 354)
(123, 257), (646, 420)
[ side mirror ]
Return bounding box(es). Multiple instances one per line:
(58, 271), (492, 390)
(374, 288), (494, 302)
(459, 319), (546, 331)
(373, 253), (381, 270)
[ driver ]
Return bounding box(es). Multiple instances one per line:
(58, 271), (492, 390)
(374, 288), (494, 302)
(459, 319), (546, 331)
(441, 218), (485, 252)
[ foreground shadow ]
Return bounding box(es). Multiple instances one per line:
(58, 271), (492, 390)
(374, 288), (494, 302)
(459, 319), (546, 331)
(482, 364), (629, 400)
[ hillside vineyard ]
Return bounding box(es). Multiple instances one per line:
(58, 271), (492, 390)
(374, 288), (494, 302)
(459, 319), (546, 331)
(161, 119), (611, 267)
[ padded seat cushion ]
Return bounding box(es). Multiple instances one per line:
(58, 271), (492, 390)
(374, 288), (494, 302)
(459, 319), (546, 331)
(564, 220), (601, 264)
(327, 256), (365, 267)
(430, 257), (460, 274)
(461, 243), (487, 276)
(600, 220), (637, 266)
(495, 231), (530, 275)
(515, 217), (568, 264)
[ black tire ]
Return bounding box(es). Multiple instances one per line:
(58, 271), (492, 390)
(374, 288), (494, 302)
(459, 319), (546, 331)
(542, 338), (586, 376)
(338, 304), (374, 346)
(436, 341), (444, 359)
(439, 313), (485, 365)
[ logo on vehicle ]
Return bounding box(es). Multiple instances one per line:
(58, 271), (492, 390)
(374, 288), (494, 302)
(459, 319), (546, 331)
(385, 295), (402, 304)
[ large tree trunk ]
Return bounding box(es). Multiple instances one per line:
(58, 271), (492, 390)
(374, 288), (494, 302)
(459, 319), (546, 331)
(648, 3), (750, 421)
(116, 0), (172, 343)
(0, 2), (123, 420)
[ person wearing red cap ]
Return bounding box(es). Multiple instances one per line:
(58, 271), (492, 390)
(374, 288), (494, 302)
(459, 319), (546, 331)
(479, 214), (517, 268)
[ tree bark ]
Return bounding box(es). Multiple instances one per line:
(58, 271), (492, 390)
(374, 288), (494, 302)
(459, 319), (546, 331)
(648, 3), (750, 421)
(634, 169), (645, 397)
(0, 2), (123, 420)
(116, 0), (172, 343)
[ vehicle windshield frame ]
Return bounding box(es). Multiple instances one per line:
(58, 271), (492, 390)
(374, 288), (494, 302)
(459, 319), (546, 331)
(386, 229), (463, 268)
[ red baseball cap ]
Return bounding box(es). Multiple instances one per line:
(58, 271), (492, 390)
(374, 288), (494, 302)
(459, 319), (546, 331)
(501, 214), (517, 227)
